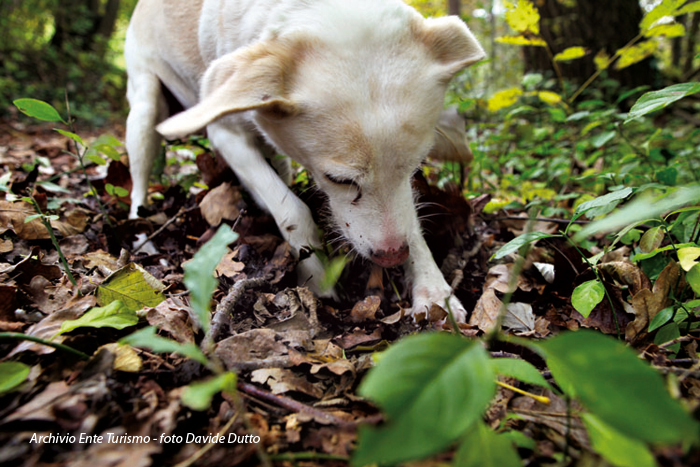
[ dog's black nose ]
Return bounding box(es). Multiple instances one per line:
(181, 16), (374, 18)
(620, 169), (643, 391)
(371, 243), (409, 268)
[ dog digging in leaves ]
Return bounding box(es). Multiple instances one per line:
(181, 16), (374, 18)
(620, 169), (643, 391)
(125, 0), (485, 322)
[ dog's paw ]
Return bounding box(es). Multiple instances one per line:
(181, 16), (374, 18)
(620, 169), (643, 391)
(408, 285), (467, 323)
(296, 255), (338, 300)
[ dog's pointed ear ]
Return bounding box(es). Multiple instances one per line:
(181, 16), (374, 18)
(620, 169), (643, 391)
(413, 15), (486, 79)
(156, 42), (299, 139)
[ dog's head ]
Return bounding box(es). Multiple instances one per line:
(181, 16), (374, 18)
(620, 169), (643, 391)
(158, 8), (484, 267)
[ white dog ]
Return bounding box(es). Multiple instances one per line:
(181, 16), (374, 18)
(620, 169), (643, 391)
(125, 0), (485, 321)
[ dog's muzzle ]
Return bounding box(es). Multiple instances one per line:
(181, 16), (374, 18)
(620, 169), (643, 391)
(370, 243), (410, 268)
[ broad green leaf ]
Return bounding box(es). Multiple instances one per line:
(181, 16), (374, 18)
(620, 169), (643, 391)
(24, 214), (43, 223)
(13, 98), (67, 123)
(97, 263), (166, 312)
(183, 225), (238, 332)
(495, 35), (547, 47)
(93, 143), (121, 161)
(114, 186), (129, 197)
(590, 130), (616, 149)
(655, 166), (678, 185)
(537, 91), (562, 105)
(644, 22), (686, 38)
(678, 247), (700, 272)
(504, 0), (540, 34)
(625, 83), (700, 123)
(574, 186), (700, 242)
(594, 50), (611, 71)
(654, 322), (681, 354)
(54, 129), (84, 147)
(86, 153), (107, 166)
(687, 264), (700, 295)
(56, 301), (138, 336)
(640, 0), (685, 30)
(492, 231), (559, 260)
(0, 362), (31, 394)
(573, 187), (633, 219)
(678, 1), (700, 14)
(490, 358), (553, 390)
(639, 226), (665, 253)
(583, 413), (656, 467)
(571, 279), (605, 318)
(554, 46), (587, 62)
(181, 372), (237, 411)
(487, 88), (523, 112)
(615, 40), (656, 70)
(120, 326), (208, 365)
(538, 330), (698, 444)
(453, 422), (521, 467)
(648, 306), (674, 332)
(353, 334), (495, 466)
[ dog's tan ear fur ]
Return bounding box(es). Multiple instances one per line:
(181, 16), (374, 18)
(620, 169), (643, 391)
(156, 41), (300, 139)
(413, 15), (486, 79)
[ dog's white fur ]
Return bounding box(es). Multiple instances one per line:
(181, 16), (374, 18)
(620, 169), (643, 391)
(125, 0), (485, 321)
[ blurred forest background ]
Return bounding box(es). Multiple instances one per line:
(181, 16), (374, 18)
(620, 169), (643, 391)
(0, 0), (698, 123)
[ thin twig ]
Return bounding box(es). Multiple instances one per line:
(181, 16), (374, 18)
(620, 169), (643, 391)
(202, 277), (271, 350)
(132, 205), (200, 254)
(238, 381), (382, 428)
(172, 411), (239, 467)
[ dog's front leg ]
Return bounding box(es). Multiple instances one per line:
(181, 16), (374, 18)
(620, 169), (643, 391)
(404, 234), (467, 322)
(206, 121), (330, 297)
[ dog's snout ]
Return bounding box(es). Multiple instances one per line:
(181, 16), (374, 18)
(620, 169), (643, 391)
(371, 243), (410, 268)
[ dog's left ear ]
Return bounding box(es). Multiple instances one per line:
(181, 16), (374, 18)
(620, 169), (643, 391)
(157, 41), (300, 139)
(414, 15), (486, 80)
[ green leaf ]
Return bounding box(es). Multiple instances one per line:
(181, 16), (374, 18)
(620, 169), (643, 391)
(688, 264), (700, 295)
(583, 413), (656, 467)
(678, 247), (700, 272)
(120, 326), (209, 366)
(183, 225), (238, 333)
(24, 214), (43, 223)
(320, 255), (348, 294)
(453, 422), (522, 467)
(571, 279), (605, 318)
(648, 306), (674, 332)
(640, 0), (685, 30)
(590, 130), (616, 149)
(654, 322), (681, 355)
(13, 98), (66, 123)
(573, 187), (633, 219)
(97, 263), (166, 312)
(54, 129), (84, 147)
(490, 357), (553, 390)
(625, 83), (700, 123)
(93, 143), (121, 161)
(538, 330), (698, 444)
(181, 372), (237, 411)
(86, 153), (107, 166)
(113, 186), (129, 197)
(639, 226), (665, 253)
(492, 231), (559, 260)
(574, 185), (700, 242)
(644, 22), (686, 38)
(0, 362), (31, 394)
(353, 333), (495, 466)
(553, 46), (587, 62)
(56, 301), (138, 336)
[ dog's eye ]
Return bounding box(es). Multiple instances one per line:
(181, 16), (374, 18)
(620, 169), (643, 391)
(325, 174), (362, 204)
(325, 174), (355, 186)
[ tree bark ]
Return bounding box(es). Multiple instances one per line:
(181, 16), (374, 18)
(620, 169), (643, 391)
(448, 0), (460, 16)
(523, 0), (653, 90)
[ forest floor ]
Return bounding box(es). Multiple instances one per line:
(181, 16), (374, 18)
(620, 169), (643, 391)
(1, 119), (699, 466)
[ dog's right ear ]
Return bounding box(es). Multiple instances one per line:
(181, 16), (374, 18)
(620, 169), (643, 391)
(156, 41), (300, 139)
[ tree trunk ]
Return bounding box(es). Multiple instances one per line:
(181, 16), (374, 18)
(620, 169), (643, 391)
(448, 0), (460, 16)
(523, 0), (653, 90)
(684, 12), (699, 76)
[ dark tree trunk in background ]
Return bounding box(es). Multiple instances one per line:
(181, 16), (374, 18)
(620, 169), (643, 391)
(50, 0), (121, 57)
(449, 0), (461, 16)
(524, 0), (654, 90)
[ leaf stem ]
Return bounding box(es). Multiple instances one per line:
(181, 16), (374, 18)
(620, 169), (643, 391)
(0, 332), (90, 360)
